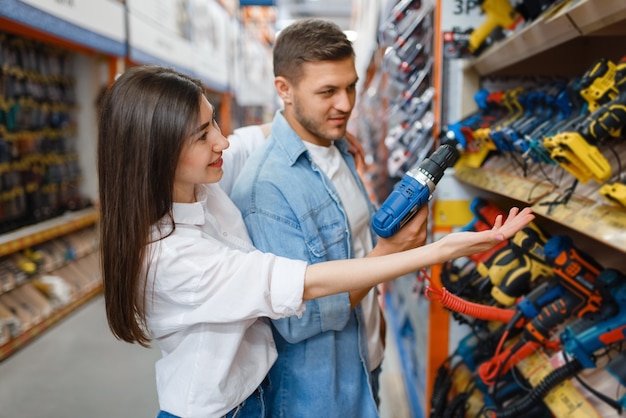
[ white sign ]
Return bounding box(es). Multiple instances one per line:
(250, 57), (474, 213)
(191, 0), (230, 89)
(19, 0), (125, 42)
(234, 31), (274, 105)
(127, 12), (194, 71)
(441, 0), (484, 31)
(126, 0), (192, 39)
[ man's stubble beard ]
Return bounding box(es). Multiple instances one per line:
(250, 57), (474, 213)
(292, 97), (347, 143)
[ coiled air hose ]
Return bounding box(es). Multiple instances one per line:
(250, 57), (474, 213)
(485, 358), (583, 418)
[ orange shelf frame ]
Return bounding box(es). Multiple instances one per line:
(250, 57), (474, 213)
(0, 208), (99, 259)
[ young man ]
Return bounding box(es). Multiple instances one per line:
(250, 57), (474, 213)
(231, 18), (428, 417)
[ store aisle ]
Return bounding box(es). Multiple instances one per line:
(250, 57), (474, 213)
(378, 324), (412, 418)
(0, 295), (162, 418)
(0, 295), (410, 418)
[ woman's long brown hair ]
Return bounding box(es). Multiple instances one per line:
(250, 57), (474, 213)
(97, 66), (205, 346)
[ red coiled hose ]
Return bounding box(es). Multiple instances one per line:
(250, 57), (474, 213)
(425, 284), (517, 324)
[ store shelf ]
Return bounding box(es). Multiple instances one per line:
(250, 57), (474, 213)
(533, 194), (626, 252)
(0, 0), (126, 56)
(0, 208), (98, 258)
(454, 163), (554, 204)
(428, 1), (626, 416)
(455, 160), (626, 254)
(567, 0), (626, 35)
(0, 284), (102, 362)
(470, 0), (626, 77)
(471, 4), (579, 76)
(454, 130), (626, 254)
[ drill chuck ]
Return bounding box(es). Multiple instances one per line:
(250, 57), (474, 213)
(372, 144), (459, 238)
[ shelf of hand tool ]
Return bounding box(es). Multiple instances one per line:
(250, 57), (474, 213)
(442, 0), (626, 416)
(454, 0), (626, 262)
(359, 0), (440, 417)
(471, 0), (626, 77)
(0, 0), (124, 362)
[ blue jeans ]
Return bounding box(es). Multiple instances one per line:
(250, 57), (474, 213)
(156, 379), (268, 418)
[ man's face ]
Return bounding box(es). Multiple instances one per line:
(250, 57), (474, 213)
(282, 57), (358, 147)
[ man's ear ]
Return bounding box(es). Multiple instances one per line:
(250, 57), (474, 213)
(274, 76), (292, 105)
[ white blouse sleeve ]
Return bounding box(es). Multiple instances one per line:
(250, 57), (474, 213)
(219, 125), (267, 195)
(147, 236), (306, 333)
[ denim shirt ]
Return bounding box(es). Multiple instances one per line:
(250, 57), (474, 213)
(230, 111), (381, 418)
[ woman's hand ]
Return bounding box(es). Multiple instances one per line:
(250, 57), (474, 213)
(440, 207), (535, 259)
(490, 207), (535, 240)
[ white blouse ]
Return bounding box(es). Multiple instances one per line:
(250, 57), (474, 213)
(145, 183), (307, 417)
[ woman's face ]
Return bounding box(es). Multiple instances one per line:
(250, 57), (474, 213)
(173, 96), (229, 203)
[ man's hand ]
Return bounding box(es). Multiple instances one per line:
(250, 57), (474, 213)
(345, 131), (366, 175)
(259, 123), (271, 138)
(370, 205), (429, 257)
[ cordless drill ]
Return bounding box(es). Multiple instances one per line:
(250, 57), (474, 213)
(522, 235), (604, 345)
(489, 222), (553, 306)
(600, 178), (626, 207)
(372, 143), (459, 238)
(488, 269), (626, 418)
(560, 268), (626, 368)
(478, 235), (606, 385)
(543, 58), (626, 184)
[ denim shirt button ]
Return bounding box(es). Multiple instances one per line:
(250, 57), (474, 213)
(222, 232), (228, 237)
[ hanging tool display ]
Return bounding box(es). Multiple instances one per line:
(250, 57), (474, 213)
(542, 57), (626, 184)
(600, 178), (626, 207)
(485, 268), (626, 417)
(378, 0), (439, 191)
(467, 0), (564, 56)
(468, 0), (522, 55)
(442, 199), (553, 306)
(427, 220), (626, 415)
(476, 235), (605, 385)
(488, 222), (553, 307)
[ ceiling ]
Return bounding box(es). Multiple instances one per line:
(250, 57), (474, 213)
(274, 0), (354, 30)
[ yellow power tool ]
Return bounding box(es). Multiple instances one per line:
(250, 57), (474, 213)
(469, 0), (522, 55)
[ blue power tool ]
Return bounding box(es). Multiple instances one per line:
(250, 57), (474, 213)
(372, 143), (459, 238)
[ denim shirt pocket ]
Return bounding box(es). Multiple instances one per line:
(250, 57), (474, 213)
(303, 217), (347, 260)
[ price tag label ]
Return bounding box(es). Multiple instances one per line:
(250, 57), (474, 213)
(517, 351), (601, 418)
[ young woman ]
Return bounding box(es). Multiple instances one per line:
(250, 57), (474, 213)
(97, 65), (534, 418)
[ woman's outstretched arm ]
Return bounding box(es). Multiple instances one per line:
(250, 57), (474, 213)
(303, 207), (534, 300)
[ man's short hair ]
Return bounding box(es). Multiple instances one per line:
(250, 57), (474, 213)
(273, 18), (355, 85)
